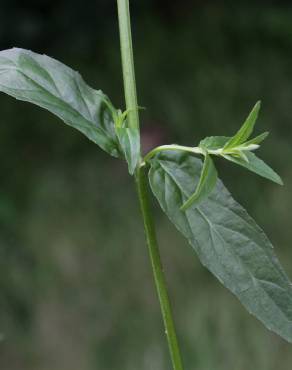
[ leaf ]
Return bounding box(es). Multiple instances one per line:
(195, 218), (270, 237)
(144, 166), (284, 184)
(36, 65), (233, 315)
(228, 149), (249, 163)
(148, 151), (292, 343)
(243, 131), (269, 147)
(116, 126), (140, 174)
(0, 48), (120, 157)
(223, 151), (283, 185)
(199, 132), (268, 152)
(181, 153), (217, 210)
(199, 136), (230, 150)
(224, 101), (261, 150)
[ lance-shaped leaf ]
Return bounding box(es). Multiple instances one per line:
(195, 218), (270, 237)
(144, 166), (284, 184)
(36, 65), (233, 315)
(0, 48), (120, 157)
(116, 126), (140, 174)
(224, 101), (261, 150)
(148, 151), (292, 343)
(223, 151), (283, 185)
(181, 153), (217, 210)
(243, 131), (269, 147)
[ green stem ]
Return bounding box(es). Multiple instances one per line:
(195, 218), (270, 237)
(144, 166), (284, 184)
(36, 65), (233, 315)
(117, 0), (140, 130)
(136, 166), (184, 370)
(143, 144), (204, 163)
(117, 1), (185, 369)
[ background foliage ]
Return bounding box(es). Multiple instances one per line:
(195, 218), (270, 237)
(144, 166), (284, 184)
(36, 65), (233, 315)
(1, 1), (292, 369)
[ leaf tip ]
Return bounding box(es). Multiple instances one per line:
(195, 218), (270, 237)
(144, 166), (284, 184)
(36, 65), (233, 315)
(253, 100), (261, 114)
(261, 131), (269, 140)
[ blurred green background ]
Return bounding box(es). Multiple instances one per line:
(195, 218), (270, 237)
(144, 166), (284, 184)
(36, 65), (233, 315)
(1, 1), (292, 369)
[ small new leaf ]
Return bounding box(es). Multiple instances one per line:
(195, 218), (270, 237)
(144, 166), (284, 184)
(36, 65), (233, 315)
(181, 153), (217, 210)
(116, 126), (140, 175)
(228, 149), (249, 163)
(224, 151), (283, 185)
(224, 101), (261, 150)
(243, 131), (269, 147)
(114, 109), (140, 175)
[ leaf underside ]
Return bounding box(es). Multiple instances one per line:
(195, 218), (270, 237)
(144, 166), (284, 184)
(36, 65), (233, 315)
(149, 151), (292, 342)
(0, 48), (120, 157)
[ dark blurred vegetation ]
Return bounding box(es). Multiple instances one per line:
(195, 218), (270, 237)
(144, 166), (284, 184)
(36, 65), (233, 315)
(1, 1), (292, 369)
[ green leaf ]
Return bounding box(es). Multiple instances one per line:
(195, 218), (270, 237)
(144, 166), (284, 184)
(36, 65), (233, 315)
(223, 151), (283, 185)
(116, 126), (140, 174)
(148, 151), (292, 343)
(0, 48), (120, 157)
(224, 101), (261, 150)
(199, 136), (230, 150)
(243, 131), (269, 147)
(181, 153), (217, 210)
(227, 149), (249, 163)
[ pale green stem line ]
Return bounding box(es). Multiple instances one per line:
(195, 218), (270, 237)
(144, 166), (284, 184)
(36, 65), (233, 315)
(136, 166), (185, 370)
(117, 0), (140, 130)
(143, 144), (204, 163)
(117, 1), (185, 369)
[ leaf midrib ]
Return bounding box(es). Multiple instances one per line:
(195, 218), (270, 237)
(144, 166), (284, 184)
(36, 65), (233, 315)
(157, 158), (292, 322)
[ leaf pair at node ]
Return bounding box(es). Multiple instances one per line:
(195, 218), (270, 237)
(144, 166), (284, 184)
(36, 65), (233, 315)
(1, 47), (292, 344)
(182, 101), (282, 211)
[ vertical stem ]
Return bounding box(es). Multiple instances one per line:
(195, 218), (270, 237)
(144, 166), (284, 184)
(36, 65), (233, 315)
(117, 0), (140, 130)
(136, 166), (185, 370)
(117, 1), (185, 369)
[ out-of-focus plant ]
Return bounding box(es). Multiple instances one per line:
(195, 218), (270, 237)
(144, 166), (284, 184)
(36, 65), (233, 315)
(0, 1), (291, 369)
